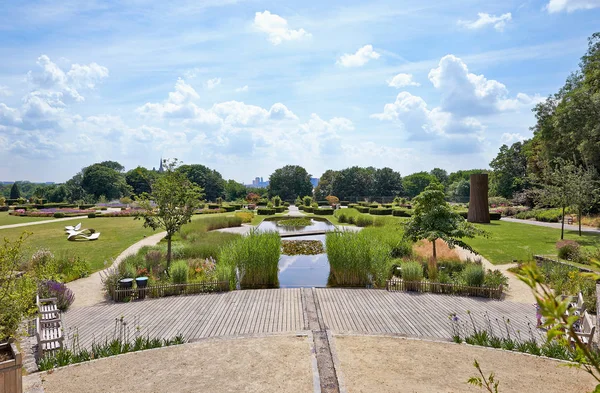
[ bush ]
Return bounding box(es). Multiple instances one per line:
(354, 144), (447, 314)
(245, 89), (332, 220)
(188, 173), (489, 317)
(369, 208), (392, 215)
(488, 197), (510, 207)
(355, 215), (374, 227)
(489, 213), (501, 220)
(515, 208), (563, 223)
(257, 208), (276, 215)
(222, 205), (236, 212)
(274, 206), (286, 213)
(317, 201), (329, 206)
(556, 240), (582, 261)
(53, 212), (65, 218)
(401, 261), (423, 282)
(303, 206), (314, 213)
(87, 213), (96, 218)
(314, 208), (334, 215)
(348, 203), (358, 209)
(39, 280), (75, 311)
(79, 204), (95, 209)
(170, 260), (189, 284)
(483, 269), (509, 288)
(235, 212), (253, 223)
(392, 209), (412, 217)
(340, 201), (349, 206)
(462, 264), (485, 287)
(354, 206), (370, 213)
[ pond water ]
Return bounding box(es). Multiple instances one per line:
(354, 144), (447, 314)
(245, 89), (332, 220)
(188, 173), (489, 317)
(256, 218), (334, 288)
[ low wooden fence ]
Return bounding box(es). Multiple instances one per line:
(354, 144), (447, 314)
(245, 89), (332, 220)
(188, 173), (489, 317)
(386, 279), (503, 299)
(112, 281), (229, 302)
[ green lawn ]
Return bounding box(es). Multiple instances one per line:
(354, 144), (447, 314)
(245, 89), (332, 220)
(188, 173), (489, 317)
(0, 211), (57, 226)
(465, 220), (600, 265)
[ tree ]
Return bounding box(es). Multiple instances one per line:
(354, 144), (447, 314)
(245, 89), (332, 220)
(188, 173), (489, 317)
(268, 165), (313, 201)
(570, 165), (599, 236)
(82, 163), (130, 200)
(136, 159), (204, 270)
(404, 183), (482, 263)
(224, 180), (247, 201)
(65, 172), (88, 203)
(125, 166), (157, 196)
(446, 179), (470, 202)
(330, 166), (376, 200)
(314, 170), (338, 200)
(402, 172), (438, 198)
(98, 160), (125, 172)
(9, 183), (20, 199)
(430, 168), (448, 186)
(177, 164), (225, 202)
(489, 142), (528, 199)
(373, 167), (403, 197)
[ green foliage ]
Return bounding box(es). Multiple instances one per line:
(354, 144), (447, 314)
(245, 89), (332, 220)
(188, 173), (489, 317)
(257, 208), (276, 215)
(53, 212), (65, 218)
(461, 264), (485, 287)
(217, 230), (281, 289)
(303, 196), (313, 207)
(9, 183), (20, 199)
(556, 240), (582, 261)
(404, 183), (483, 260)
(0, 234), (37, 340)
(176, 164), (225, 202)
(276, 218), (312, 227)
(281, 240), (324, 255)
(170, 260), (189, 284)
(402, 172), (438, 198)
(125, 166), (157, 196)
(489, 142), (528, 199)
(271, 195), (282, 207)
(400, 261), (423, 282)
(467, 359), (500, 393)
(369, 207), (392, 215)
(355, 215), (374, 227)
(268, 165), (313, 201)
(136, 159), (204, 269)
(82, 162), (130, 200)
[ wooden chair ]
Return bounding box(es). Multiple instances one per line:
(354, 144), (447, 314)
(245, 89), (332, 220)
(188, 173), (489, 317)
(35, 317), (64, 359)
(571, 310), (595, 349)
(37, 294), (60, 324)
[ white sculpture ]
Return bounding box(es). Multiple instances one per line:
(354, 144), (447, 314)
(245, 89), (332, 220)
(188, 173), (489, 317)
(64, 223), (82, 231)
(65, 226), (100, 241)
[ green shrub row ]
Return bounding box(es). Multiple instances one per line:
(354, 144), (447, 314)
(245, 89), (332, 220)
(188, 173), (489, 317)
(340, 201), (349, 206)
(392, 209), (412, 217)
(369, 208), (392, 215)
(314, 208), (334, 215)
(354, 206), (370, 213)
(515, 208), (563, 223)
(317, 201), (329, 206)
(257, 208), (276, 215)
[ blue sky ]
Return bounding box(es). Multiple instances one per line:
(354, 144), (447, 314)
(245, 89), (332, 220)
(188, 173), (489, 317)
(0, 0), (599, 183)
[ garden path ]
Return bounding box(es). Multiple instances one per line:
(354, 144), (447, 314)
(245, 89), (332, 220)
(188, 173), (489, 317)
(455, 246), (535, 304)
(66, 231), (167, 309)
(502, 217), (600, 233)
(0, 215), (89, 230)
(61, 287), (538, 350)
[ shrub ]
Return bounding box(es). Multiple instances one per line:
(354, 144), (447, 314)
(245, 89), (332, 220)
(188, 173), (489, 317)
(369, 208), (392, 215)
(354, 206), (370, 213)
(401, 261), (423, 282)
(274, 206), (286, 213)
(483, 269), (509, 288)
(53, 212), (65, 218)
(303, 196), (312, 207)
(325, 195), (340, 205)
(348, 203), (358, 209)
(222, 205), (236, 212)
(235, 212), (253, 223)
(515, 208), (563, 223)
(257, 208), (275, 215)
(318, 201), (329, 206)
(355, 215), (373, 227)
(556, 240), (581, 261)
(340, 201), (349, 206)
(489, 213), (501, 220)
(170, 260), (189, 284)
(39, 280), (75, 311)
(392, 209), (412, 217)
(488, 197), (510, 207)
(462, 264), (485, 287)
(303, 206), (314, 213)
(87, 213), (96, 218)
(314, 208), (334, 215)
(272, 196), (282, 207)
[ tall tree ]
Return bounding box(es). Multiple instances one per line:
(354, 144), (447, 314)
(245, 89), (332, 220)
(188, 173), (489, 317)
(330, 166), (376, 200)
(136, 159), (204, 270)
(314, 170), (338, 200)
(569, 164), (599, 236)
(373, 167), (403, 197)
(82, 163), (130, 200)
(177, 164), (225, 202)
(429, 168), (448, 186)
(268, 165), (313, 201)
(402, 172), (438, 198)
(224, 180), (247, 201)
(98, 161), (125, 172)
(489, 142), (529, 199)
(446, 179), (470, 203)
(404, 183), (481, 263)
(9, 183), (20, 199)
(125, 166), (157, 196)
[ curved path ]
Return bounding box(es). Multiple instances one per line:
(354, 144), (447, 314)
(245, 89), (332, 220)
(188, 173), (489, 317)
(0, 215), (89, 230)
(66, 231), (166, 309)
(502, 217), (600, 233)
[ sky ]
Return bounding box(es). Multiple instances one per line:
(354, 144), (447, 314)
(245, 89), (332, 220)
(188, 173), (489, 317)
(0, 0), (599, 184)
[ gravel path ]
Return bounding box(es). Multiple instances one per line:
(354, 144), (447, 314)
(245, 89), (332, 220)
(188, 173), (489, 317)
(0, 215), (89, 230)
(502, 217), (600, 233)
(66, 231), (166, 309)
(456, 246), (534, 304)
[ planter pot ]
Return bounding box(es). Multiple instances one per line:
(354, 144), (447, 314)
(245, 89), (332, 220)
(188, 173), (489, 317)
(119, 278), (134, 289)
(0, 341), (22, 393)
(136, 277), (149, 300)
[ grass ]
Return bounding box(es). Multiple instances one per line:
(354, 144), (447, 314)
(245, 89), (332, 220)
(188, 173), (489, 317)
(0, 211), (56, 225)
(464, 220), (600, 265)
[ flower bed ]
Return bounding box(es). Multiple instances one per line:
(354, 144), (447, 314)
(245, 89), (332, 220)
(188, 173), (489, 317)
(96, 209), (147, 217)
(9, 208), (95, 217)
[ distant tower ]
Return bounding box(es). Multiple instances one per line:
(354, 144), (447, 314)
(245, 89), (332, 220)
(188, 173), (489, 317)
(158, 157), (164, 173)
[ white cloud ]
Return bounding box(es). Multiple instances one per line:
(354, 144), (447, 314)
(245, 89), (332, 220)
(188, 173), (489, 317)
(458, 13), (512, 32)
(235, 85), (249, 93)
(0, 86), (12, 96)
(337, 45), (380, 68)
(387, 73), (420, 88)
(253, 11), (311, 45)
(26, 55), (108, 102)
(428, 54), (539, 116)
(500, 132), (527, 144)
(546, 0), (600, 13)
(206, 77), (221, 90)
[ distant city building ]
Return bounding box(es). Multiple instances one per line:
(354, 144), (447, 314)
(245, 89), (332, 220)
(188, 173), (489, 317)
(152, 157), (165, 173)
(310, 177), (319, 188)
(248, 176), (269, 188)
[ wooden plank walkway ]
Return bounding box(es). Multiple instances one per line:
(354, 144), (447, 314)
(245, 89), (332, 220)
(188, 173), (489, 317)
(63, 289), (538, 349)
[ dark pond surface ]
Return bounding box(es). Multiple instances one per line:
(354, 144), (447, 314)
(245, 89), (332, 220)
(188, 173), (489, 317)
(256, 218), (335, 288)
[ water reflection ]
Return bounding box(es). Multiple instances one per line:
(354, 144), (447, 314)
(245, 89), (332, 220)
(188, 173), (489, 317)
(278, 233), (331, 288)
(256, 217), (335, 235)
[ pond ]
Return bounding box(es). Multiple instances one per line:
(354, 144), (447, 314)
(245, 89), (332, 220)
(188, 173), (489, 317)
(256, 218), (335, 288)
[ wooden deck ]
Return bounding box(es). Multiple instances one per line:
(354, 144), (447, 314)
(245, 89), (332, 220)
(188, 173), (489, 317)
(63, 288), (537, 349)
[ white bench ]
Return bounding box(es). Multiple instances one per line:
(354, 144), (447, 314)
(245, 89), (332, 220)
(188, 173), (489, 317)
(571, 310), (595, 349)
(35, 295), (64, 358)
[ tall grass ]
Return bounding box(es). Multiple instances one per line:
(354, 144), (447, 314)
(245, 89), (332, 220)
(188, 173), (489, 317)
(180, 215), (242, 239)
(326, 231), (372, 286)
(217, 230), (281, 289)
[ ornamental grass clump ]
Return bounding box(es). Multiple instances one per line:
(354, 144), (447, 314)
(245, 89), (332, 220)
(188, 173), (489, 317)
(401, 261), (423, 282)
(326, 230), (372, 286)
(462, 264), (486, 287)
(217, 230), (281, 289)
(170, 260), (189, 284)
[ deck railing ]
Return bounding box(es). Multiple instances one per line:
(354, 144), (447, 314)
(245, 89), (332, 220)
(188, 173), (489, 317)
(112, 280), (229, 302)
(386, 279), (503, 299)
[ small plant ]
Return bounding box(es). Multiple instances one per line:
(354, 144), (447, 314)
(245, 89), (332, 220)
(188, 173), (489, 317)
(271, 195), (282, 207)
(170, 260), (189, 284)
(468, 359), (500, 393)
(303, 196), (312, 207)
(401, 261), (423, 282)
(39, 280), (75, 311)
(462, 264), (485, 287)
(556, 240), (581, 261)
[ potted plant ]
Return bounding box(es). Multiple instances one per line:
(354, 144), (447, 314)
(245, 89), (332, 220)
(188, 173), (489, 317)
(136, 276), (149, 299)
(0, 341), (22, 393)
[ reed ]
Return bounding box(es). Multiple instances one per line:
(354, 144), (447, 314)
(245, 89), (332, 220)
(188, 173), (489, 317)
(218, 229), (281, 289)
(326, 230), (372, 286)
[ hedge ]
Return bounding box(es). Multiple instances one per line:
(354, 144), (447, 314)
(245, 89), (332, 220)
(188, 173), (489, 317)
(79, 204), (96, 209)
(231, 204), (242, 210)
(298, 205), (304, 211)
(354, 206), (370, 213)
(257, 208), (276, 215)
(369, 208), (392, 215)
(369, 204), (379, 208)
(314, 208), (334, 215)
(392, 209), (412, 217)
(348, 203), (358, 209)
(340, 201), (349, 206)
(274, 206), (286, 213)
(207, 203), (220, 209)
(382, 204), (393, 208)
(222, 205), (236, 212)
(458, 212), (501, 221)
(303, 206), (314, 213)
(317, 201), (329, 206)
(0, 206), (8, 212)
